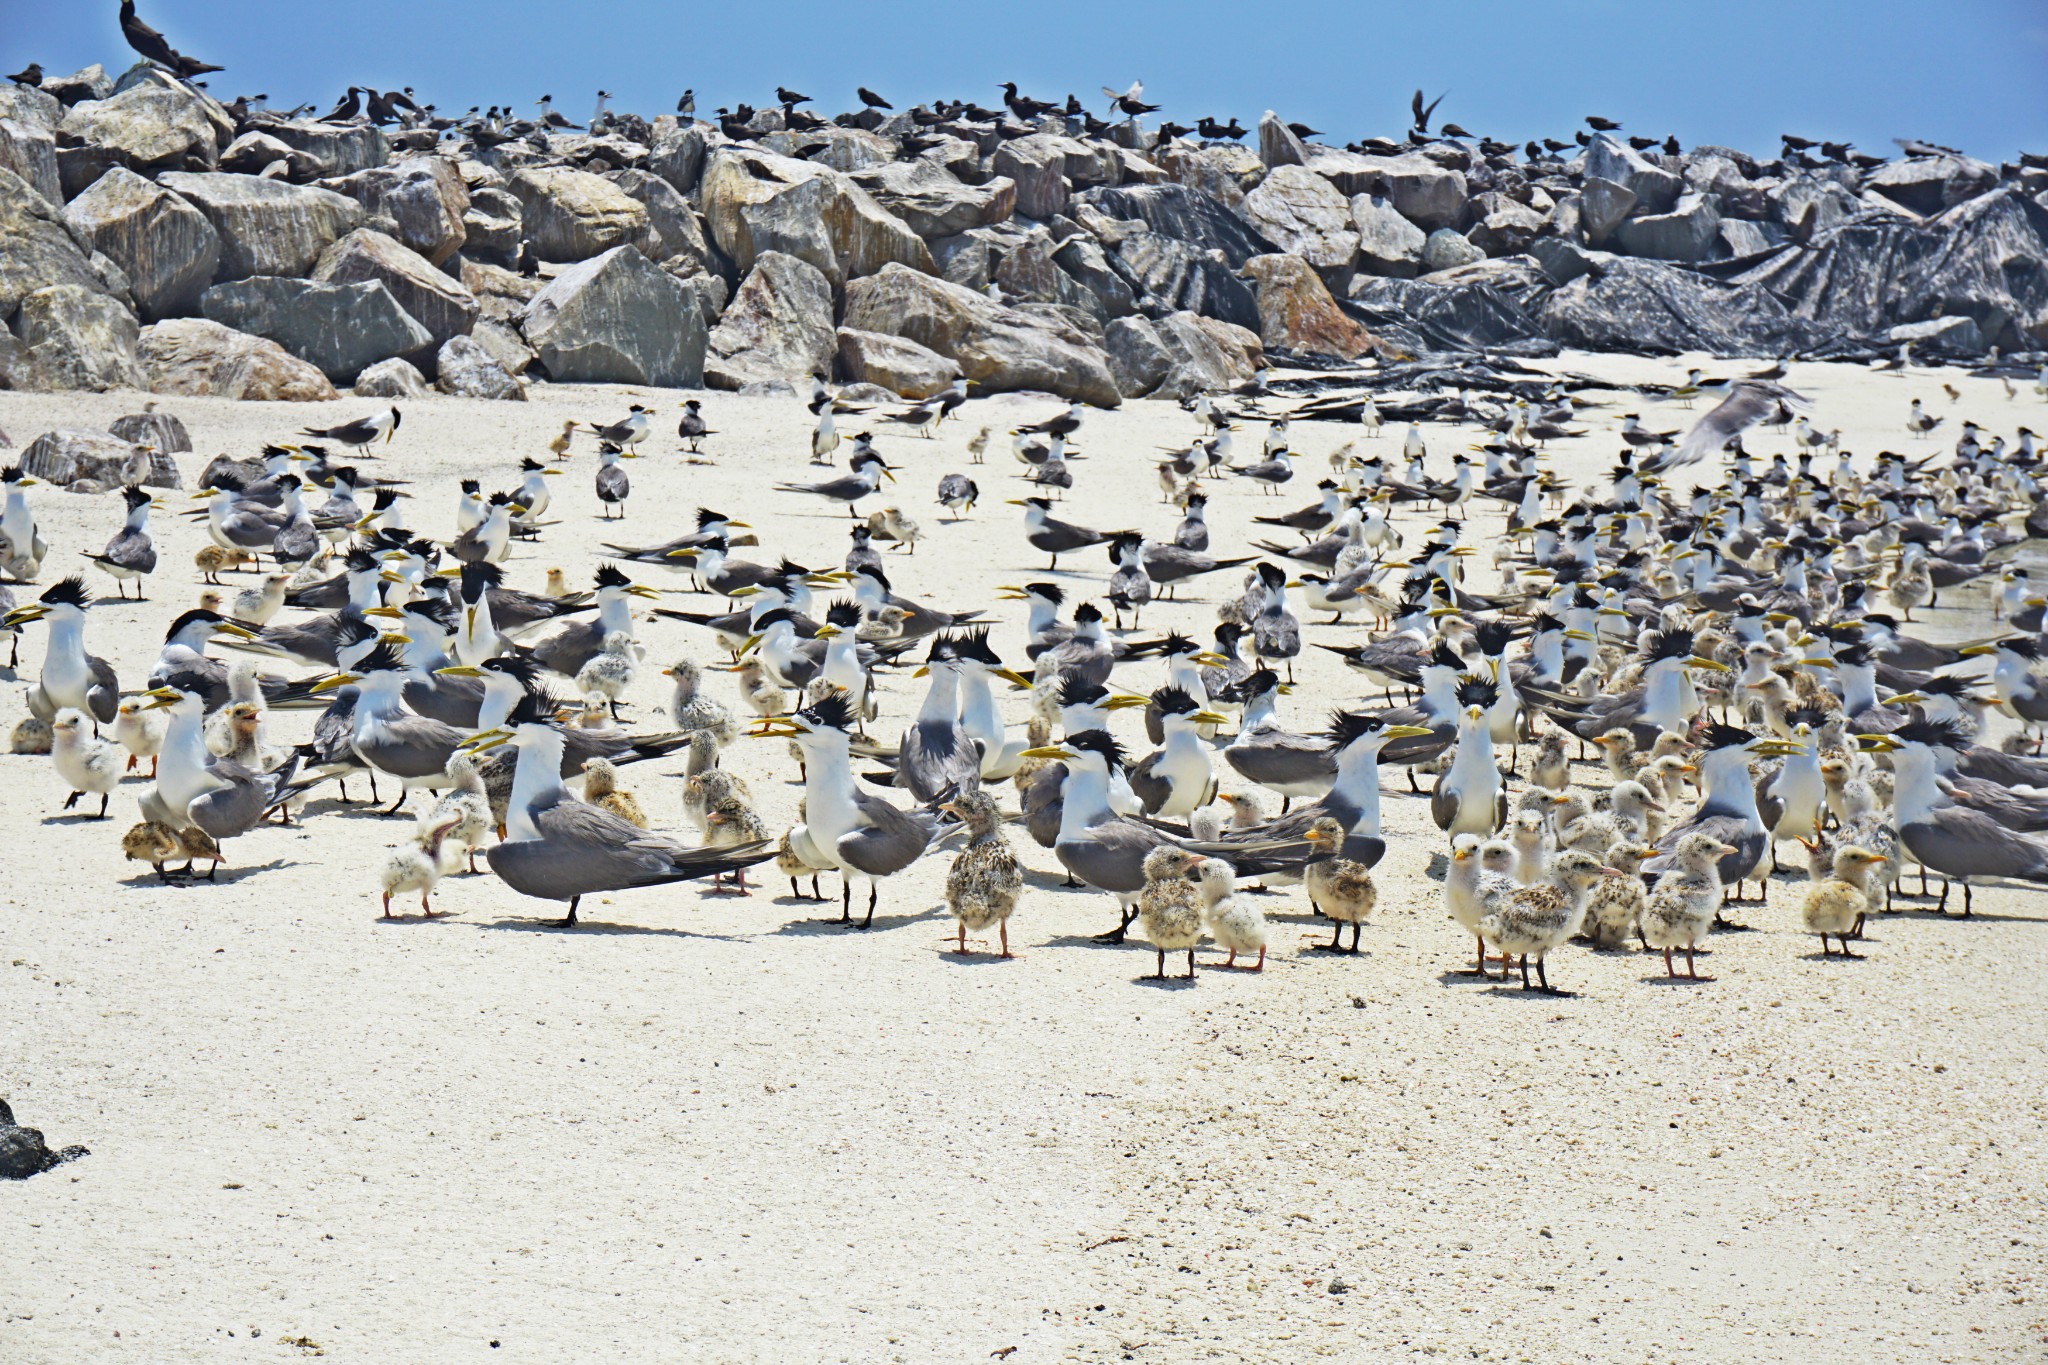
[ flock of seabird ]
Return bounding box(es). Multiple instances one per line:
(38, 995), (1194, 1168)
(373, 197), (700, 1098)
(7, 349), (2048, 990)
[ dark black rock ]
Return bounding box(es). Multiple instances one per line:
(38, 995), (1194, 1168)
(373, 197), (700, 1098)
(1538, 256), (1844, 356)
(0, 1098), (88, 1179)
(1345, 260), (1551, 353)
(1076, 183), (1276, 267)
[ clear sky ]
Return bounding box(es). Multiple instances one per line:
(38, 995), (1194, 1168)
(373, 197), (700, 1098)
(13, 0), (2047, 162)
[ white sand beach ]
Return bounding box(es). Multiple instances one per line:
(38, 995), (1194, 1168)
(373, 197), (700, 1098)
(2, 354), (2044, 1363)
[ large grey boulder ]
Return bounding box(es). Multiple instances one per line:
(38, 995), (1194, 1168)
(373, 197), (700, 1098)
(312, 229), (479, 352)
(1422, 228), (1483, 273)
(704, 251), (837, 390)
(42, 65), (114, 106)
(61, 166), (220, 321)
(700, 147), (935, 288)
(108, 408), (191, 455)
(462, 186), (523, 264)
(157, 172), (363, 283)
(1583, 135), (1681, 214)
(1466, 197), (1547, 258)
(850, 159), (1017, 239)
(647, 122), (708, 196)
(1104, 315), (1170, 397)
(508, 166), (652, 262)
(321, 157), (469, 266)
(1350, 193), (1427, 278)
(1148, 311), (1262, 399)
(20, 427), (177, 488)
(609, 169), (712, 263)
(840, 262), (1119, 406)
(1238, 254), (1378, 360)
(1329, 153), (1468, 231)
(354, 356), (431, 398)
(0, 333), (49, 391)
(1348, 261), (1550, 353)
(0, 85), (62, 130)
(1257, 111), (1309, 170)
(200, 277), (431, 383)
(1889, 315), (1986, 356)
(1769, 175), (1862, 238)
(1079, 183), (1275, 264)
(138, 318), (338, 400)
(1613, 192), (1723, 262)
(13, 285), (142, 391)
(1578, 177), (1637, 247)
(217, 129), (310, 178)
(1540, 257), (1837, 356)
(1866, 155), (1999, 216)
(520, 244), (706, 386)
(1236, 165), (1360, 289)
(435, 335), (525, 400)
(0, 167), (109, 318)
(0, 118), (60, 204)
(1052, 235), (1138, 320)
(54, 72), (223, 194)
(1151, 141), (1265, 207)
(834, 327), (962, 398)
(991, 135), (1070, 219)
(254, 119), (388, 179)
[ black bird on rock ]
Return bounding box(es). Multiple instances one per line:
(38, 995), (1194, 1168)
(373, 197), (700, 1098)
(120, 0), (224, 78)
(776, 86), (812, 106)
(857, 87), (892, 110)
(8, 63), (43, 87)
(1000, 82), (1058, 119)
(1586, 115), (1621, 131)
(1410, 88), (1445, 134)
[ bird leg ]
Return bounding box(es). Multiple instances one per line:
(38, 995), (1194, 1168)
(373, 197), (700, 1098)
(1684, 944), (1712, 981)
(1184, 948), (1197, 980)
(1149, 948), (1167, 980)
(556, 895), (580, 928)
(1092, 906), (1136, 944)
(1249, 945), (1265, 972)
(1223, 949), (1237, 968)
(381, 893), (395, 919)
(419, 893), (445, 919)
(839, 877), (852, 923)
(999, 922), (1012, 959)
(860, 883), (878, 929)
(97, 792), (109, 819)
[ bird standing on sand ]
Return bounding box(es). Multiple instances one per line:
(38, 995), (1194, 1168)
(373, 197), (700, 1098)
(1476, 848), (1615, 992)
(1138, 846), (1207, 980)
(302, 406), (401, 448)
(1642, 833), (1736, 980)
(1304, 815), (1377, 952)
(941, 789), (1023, 957)
(1197, 857), (1266, 970)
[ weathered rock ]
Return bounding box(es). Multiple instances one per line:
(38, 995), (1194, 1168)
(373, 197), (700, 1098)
(0, 167), (109, 317)
(1528, 234), (1607, 287)
(1331, 153), (1469, 231)
(507, 166), (651, 263)
(435, 335), (525, 400)
(1889, 314), (1986, 355)
(255, 119), (388, 179)
(771, 127), (897, 174)
(1236, 165), (1359, 289)
(217, 130), (314, 178)
(1104, 228), (1262, 331)
(470, 318), (537, 377)
(462, 186), (523, 263)
(1239, 254), (1378, 360)
(1052, 235), (1138, 320)
(54, 76), (220, 194)
(1148, 311), (1262, 399)
(1422, 228), (1483, 273)
(521, 244), (706, 387)
(1257, 111), (1309, 170)
(834, 327), (962, 398)
(0, 332), (50, 391)
(312, 229), (478, 352)
(1769, 175), (1861, 237)
(1466, 198), (1546, 258)
(608, 169), (711, 263)
(1583, 135), (1681, 214)
(705, 251), (837, 390)
(1350, 193), (1427, 278)
(0, 1099), (82, 1179)
(13, 285), (142, 391)
(1151, 141), (1265, 208)
(700, 147), (934, 289)
(321, 157), (469, 266)
(1540, 256), (1838, 356)
(138, 318), (338, 400)
(157, 172), (363, 283)
(61, 166), (220, 321)
(0, 85), (62, 130)
(992, 135), (1071, 219)
(840, 262), (1118, 406)
(1865, 155), (1999, 216)
(647, 122), (707, 196)
(1348, 260), (1551, 353)
(850, 159), (1016, 238)
(354, 356), (432, 398)
(1613, 191), (1723, 262)
(19, 427), (177, 488)
(993, 231), (1097, 314)
(1079, 184), (1276, 266)
(42, 65), (113, 106)
(1717, 218), (1776, 259)
(0, 118), (60, 204)
(1578, 177), (1637, 247)
(108, 409), (191, 454)
(1104, 314), (1171, 397)
(200, 276), (431, 383)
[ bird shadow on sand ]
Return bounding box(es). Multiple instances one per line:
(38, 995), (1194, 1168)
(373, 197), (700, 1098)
(41, 811), (119, 827)
(936, 947), (1020, 966)
(117, 859), (291, 889)
(1132, 972), (1200, 990)
(1041, 932), (1145, 950)
(1641, 973), (1716, 986)
(769, 907), (938, 936)
(1483, 982), (1579, 1000)
(473, 917), (744, 940)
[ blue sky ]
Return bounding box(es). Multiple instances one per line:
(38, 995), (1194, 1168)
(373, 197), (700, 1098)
(13, 0), (2047, 162)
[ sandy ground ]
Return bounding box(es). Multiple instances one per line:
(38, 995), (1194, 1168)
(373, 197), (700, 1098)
(0, 353), (2044, 1364)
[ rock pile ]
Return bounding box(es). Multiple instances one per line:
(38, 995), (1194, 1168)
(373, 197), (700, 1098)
(4, 63), (2044, 404)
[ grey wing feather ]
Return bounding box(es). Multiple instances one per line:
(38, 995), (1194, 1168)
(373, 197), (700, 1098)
(1654, 383), (1808, 471)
